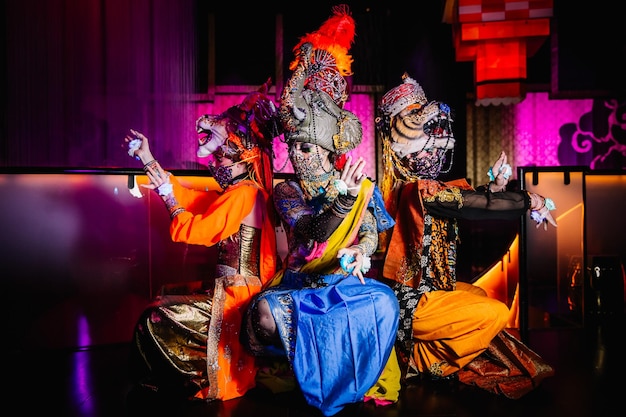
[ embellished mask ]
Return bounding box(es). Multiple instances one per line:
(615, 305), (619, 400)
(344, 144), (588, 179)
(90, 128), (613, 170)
(389, 100), (455, 159)
(288, 142), (330, 180)
(288, 141), (337, 204)
(378, 73), (456, 182)
(279, 5), (361, 157)
(207, 164), (234, 189)
(195, 114), (231, 158)
(401, 148), (449, 179)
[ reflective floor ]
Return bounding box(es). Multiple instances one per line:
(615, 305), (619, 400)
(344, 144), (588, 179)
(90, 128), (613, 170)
(8, 312), (623, 417)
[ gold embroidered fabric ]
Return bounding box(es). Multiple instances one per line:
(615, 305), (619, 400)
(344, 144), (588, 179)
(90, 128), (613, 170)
(216, 225), (261, 278)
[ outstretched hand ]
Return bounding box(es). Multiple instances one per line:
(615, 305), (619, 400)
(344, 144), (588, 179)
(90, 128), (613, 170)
(529, 192), (558, 230)
(340, 155), (367, 197)
(123, 129), (154, 165)
(489, 151), (512, 192)
(123, 129), (168, 191)
(534, 207), (557, 230)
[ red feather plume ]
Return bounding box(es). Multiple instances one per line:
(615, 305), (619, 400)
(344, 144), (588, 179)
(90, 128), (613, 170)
(289, 4), (356, 76)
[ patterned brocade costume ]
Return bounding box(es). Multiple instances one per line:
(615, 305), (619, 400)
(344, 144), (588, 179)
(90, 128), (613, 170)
(244, 177), (399, 417)
(241, 6), (401, 416)
(127, 80), (281, 402)
(376, 73), (555, 399)
(383, 178), (476, 291)
(383, 178), (526, 378)
(131, 177), (277, 401)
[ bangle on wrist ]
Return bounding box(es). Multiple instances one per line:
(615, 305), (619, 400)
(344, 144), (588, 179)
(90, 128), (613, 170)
(528, 192), (542, 210)
(143, 159), (158, 171)
(169, 207), (185, 219)
(530, 197), (555, 224)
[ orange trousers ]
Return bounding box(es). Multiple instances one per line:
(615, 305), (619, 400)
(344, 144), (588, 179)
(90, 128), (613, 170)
(411, 283), (509, 377)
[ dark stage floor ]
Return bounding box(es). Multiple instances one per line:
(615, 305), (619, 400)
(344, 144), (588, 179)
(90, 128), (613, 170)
(8, 311), (624, 417)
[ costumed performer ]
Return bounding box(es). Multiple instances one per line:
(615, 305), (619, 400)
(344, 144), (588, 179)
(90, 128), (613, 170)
(241, 5), (399, 416)
(374, 72), (556, 399)
(123, 79), (281, 401)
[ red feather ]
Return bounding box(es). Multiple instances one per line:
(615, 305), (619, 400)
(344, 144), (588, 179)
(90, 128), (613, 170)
(290, 4), (356, 75)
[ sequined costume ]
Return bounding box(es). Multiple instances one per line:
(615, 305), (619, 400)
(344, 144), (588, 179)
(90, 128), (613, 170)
(244, 178), (398, 416)
(376, 73), (555, 399)
(127, 80), (281, 401)
(241, 6), (400, 416)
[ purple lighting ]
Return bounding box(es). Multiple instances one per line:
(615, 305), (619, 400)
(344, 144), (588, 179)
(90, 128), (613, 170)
(72, 314), (94, 416)
(513, 93), (593, 168)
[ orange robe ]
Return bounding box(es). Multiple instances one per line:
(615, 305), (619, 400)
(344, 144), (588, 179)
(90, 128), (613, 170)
(132, 175), (277, 401)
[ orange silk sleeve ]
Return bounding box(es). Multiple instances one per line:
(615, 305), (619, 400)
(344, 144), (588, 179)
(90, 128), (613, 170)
(167, 174), (222, 215)
(169, 181), (257, 247)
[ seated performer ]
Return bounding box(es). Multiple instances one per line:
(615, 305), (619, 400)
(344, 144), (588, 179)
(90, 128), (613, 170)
(241, 6), (400, 416)
(123, 79), (281, 401)
(372, 72), (556, 399)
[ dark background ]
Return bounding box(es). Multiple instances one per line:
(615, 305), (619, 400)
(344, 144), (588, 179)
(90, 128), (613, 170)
(1, 0), (624, 173)
(202, 0), (625, 98)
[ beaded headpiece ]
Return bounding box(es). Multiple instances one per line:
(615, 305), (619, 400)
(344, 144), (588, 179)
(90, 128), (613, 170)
(289, 3), (355, 109)
(304, 49), (349, 107)
(378, 72), (428, 118)
(278, 4), (361, 156)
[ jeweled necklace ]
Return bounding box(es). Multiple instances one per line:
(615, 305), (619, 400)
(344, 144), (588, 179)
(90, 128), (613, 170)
(300, 170), (340, 213)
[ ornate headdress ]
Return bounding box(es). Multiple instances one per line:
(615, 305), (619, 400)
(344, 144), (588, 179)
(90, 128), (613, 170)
(378, 73), (428, 119)
(377, 73), (456, 219)
(196, 78), (282, 190)
(291, 4), (354, 107)
(289, 3), (355, 76)
(278, 4), (362, 155)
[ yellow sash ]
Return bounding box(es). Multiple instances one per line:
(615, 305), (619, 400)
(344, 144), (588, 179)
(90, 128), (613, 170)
(268, 178), (374, 287)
